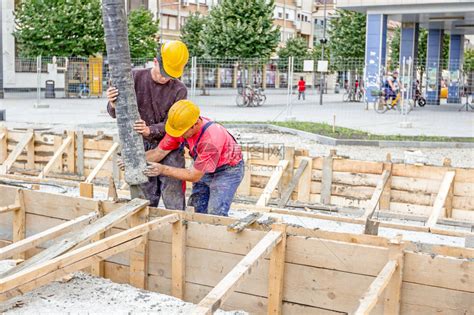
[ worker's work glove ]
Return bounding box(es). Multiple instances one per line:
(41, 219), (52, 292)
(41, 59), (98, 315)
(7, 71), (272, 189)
(106, 86), (119, 108)
(133, 119), (151, 137)
(143, 162), (164, 177)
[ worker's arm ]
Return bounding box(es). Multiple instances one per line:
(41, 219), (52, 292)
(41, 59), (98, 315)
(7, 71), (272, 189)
(144, 162), (204, 183)
(145, 147), (171, 163)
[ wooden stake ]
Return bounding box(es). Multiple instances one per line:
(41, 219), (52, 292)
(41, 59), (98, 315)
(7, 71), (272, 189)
(383, 236), (405, 314)
(107, 177), (118, 201)
(267, 224), (287, 315)
(38, 135), (73, 178)
(278, 158), (308, 208)
(297, 157), (313, 203)
(379, 154), (392, 210)
(278, 146), (294, 199)
(26, 129), (35, 170)
(320, 150), (335, 204)
(85, 142), (119, 183)
(129, 205), (150, 289)
(76, 131), (84, 177)
(256, 160), (289, 207)
(79, 182), (94, 199)
(237, 153), (251, 196)
(0, 126), (7, 164)
(66, 131), (76, 174)
(0, 131), (34, 175)
(426, 171), (456, 228)
(362, 170), (391, 220)
(12, 190), (26, 260)
(171, 216), (186, 299)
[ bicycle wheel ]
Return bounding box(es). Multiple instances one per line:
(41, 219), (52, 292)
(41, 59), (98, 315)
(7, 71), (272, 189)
(343, 92), (349, 102)
(374, 99), (388, 113)
(256, 94), (266, 106)
(417, 97), (426, 107)
(79, 88), (90, 99)
(236, 94), (248, 107)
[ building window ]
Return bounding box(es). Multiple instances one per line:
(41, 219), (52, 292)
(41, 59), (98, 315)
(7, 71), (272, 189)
(128, 0), (148, 11)
(162, 14), (178, 30)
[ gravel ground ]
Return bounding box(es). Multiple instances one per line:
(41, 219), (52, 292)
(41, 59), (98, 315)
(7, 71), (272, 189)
(0, 270), (246, 315)
(230, 127), (474, 168)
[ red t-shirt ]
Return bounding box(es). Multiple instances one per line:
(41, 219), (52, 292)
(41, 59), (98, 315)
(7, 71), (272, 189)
(298, 80), (306, 92)
(158, 117), (242, 173)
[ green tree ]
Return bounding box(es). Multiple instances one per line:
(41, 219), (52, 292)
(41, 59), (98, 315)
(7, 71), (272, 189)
(277, 36), (309, 71)
(14, 0), (104, 57)
(464, 49), (474, 72)
(328, 9), (366, 65)
(202, 0), (280, 58)
(180, 12), (206, 57)
(127, 7), (159, 58)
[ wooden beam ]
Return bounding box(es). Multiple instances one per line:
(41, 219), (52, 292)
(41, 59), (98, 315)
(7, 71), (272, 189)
(38, 135), (73, 178)
(0, 131), (34, 175)
(296, 157), (313, 203)
(277, 158), (308, 208)
(426, 171), (456, 229)
(0, 212), (97, 260)
(79, 182), (94, 199)
(256, 160), (289, 207)
(353, 259), (398, 315)
(362, 170), (392, 219)
(383, 237), (405, 314)
(85, 142), (119, 183)
(320, 150), (336, 204)
(278, 146), (294, 198)
(0, 214), (179, 296)
(379, 154), (392, 210)
(267, 224), (287, 315)
(171, 216), (186, 299)
(227, 213), (262, 233)
(26, 129), (35, 169)
(194, 230), (283, 315)
(12, 190), (26, 260)
(0, 126), (7, 164)
(129, 205), (150, 289)
(76, 131), (84, 176)
(1, 198), (149, 278)
(236, 153), (251, 196)
(65, 131), (76, 173)
(0, 203), (21, 214)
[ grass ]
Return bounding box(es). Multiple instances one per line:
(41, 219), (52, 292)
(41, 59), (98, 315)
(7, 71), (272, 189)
(221, 121), (474, 143)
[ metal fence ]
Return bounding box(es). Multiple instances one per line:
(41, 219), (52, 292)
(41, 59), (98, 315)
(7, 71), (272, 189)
(2, 56), (473, 107)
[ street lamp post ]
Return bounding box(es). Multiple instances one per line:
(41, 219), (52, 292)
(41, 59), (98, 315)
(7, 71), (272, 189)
(319, 0), (327, 105)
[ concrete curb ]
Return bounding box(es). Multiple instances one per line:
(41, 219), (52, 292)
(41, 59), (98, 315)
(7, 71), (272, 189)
(223, 123), (474, 148)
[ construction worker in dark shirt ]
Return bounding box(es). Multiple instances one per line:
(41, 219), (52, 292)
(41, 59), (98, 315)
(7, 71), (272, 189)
(106, 41), (189, 209)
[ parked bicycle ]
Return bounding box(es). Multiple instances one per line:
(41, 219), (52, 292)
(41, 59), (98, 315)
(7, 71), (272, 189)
(343, 88), (363, 102)
(236, 85), (266, 107)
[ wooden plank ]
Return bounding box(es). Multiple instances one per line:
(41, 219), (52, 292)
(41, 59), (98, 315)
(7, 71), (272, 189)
(1, 198), (149, 277)
(112, 134), (120, 184)
(194, 230), (283, 315)
(79, 182), (94, 199)
(129, 205), (150, 289)
(320, 151), (335, 205)
(26, 129), (35, 169)
(85, 142), (119, 183)
(0, 212), (97, 260)
(332, 159), (383, 174)
(267, 224), (287, 315)
(38, 136), (73, 178)
(0, 203), (20, 214)
(76, 131), (85, 176)
(362, 170), (391, 219)
(237, 154), (251, 196)
(171, 217), (186, 299)
(0, 126), (7, 164)
(277, 158), (308, 207)
(256, 160), (289, 207)
(278, 147), (294, 198)
(0, 214), (179, 297)
(426, 171), (456, 228)
(297, 157), (312, 203)
(52, 135), (63, 172)
(384, 238), (405, 314)
(65, 131), (76, 173)
(12, 190), (26, 260)
(353, 260), (398, 315)
(0, 132), (34, 175)
(379, 154), (392, 210)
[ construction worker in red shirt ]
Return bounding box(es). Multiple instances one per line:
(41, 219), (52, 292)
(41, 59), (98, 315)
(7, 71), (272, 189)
(143, 100), (244, 216)
(298, 76), (306, 100)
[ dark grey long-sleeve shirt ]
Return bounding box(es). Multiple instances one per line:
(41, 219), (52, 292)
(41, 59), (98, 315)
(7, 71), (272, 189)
(107, 68), (188, 144)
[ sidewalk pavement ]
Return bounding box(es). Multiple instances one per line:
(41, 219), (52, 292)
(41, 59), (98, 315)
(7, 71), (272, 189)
(0, 90), (473, 138)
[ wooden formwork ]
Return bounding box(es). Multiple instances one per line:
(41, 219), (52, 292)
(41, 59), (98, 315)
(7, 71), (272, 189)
(0, 128), (473, 238)
(0, 185), (473, 314)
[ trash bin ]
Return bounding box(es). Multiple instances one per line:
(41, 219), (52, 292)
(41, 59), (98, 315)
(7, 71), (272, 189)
(45, 80), (55, 98)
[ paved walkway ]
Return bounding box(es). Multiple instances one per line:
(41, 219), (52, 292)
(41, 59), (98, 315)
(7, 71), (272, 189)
(1, 89), (473, 137)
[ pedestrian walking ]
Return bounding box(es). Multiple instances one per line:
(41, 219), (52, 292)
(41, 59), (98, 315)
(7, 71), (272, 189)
(298, 77), (306, 100)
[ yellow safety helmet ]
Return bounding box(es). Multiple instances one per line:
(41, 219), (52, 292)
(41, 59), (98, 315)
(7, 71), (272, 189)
(165, 100), (200, 137)
(158, 41), (189, 79)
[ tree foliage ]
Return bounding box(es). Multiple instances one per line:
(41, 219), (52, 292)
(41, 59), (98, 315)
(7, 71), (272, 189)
(328, 9), (366, 61)
(277, 37), (328, 71)
(464, 49), (474, 72)
(14, 1), (158, 58)
(202, 0), (280, 58)
(128, 7), (159, 58)
(14, 0), (104, 57)
(180, 12), (206, 57)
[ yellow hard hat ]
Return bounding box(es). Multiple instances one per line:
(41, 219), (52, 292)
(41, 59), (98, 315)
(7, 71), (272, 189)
(158, 41), (189, 79)
(165, 100), (200, 137)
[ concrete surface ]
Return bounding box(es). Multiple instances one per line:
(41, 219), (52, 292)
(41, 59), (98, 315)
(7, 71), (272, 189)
(0, 89), (473, 137)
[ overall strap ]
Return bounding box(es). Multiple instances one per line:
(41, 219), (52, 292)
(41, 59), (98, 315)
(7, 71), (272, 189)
(191, 121), (215, 158)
